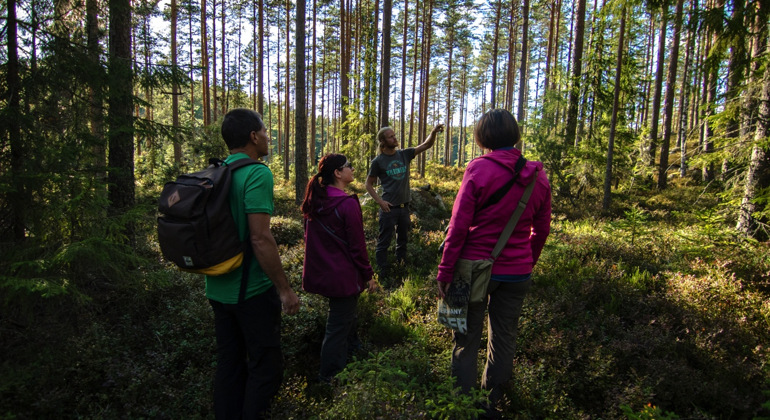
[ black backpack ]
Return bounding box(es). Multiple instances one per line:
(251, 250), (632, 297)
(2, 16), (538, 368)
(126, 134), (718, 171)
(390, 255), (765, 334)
(158, 157), (263, 275)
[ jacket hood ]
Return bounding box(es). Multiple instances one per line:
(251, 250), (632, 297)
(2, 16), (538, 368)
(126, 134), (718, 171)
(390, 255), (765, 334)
(479, 148), (543, 186)
(313, 186), (355, 216)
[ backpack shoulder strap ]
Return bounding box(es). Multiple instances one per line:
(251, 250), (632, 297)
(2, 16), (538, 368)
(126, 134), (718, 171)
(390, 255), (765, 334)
(224, 157), (264, 172)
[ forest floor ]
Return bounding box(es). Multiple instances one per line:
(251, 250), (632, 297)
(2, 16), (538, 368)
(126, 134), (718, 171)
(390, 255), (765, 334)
(1, 173), (769, 419)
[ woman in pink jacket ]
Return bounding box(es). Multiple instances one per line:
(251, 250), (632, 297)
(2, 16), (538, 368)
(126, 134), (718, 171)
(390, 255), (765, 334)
(437, 109), (552, 416)
(302, 154), (377, 384)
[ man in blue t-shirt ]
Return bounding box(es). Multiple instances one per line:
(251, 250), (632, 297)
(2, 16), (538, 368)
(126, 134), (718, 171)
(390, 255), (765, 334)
(365, 124), (443, 281)
(207, 108), (300, 419)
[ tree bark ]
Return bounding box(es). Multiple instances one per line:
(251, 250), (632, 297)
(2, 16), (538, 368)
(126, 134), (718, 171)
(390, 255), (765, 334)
(517, 0), (530, 132)
(201, 0), (211, 124)
(87, 0), (106, 178)
(505, 0), (518, 110)
(220, 0), (226, 115)
(490, 0), (502, 109)
(296, 0), (308, 204)
(379, 0), (392, 127)
(285, 0), (291, 179)
(212, 0), (218, 120)
(340, 0), (350, 142)
(602, 6), (626, 211)
(565, 0), (585, 146)
(444, 24), (454, 166)
(7, 0), (26, 241)
(418, 0), (434, 175)
(400, 0), (409, 148)
(678, 0), (697, 178)
(171, 0), (182, 163)
(258, 0), (265, 114)
(646, 6), (667, 167)
(310, 0), (317, 163)
(108, 0), (136, 216)
(657, 0), (683, 189)
(737, 4), (769, 238)
(701, 0), (723, 182)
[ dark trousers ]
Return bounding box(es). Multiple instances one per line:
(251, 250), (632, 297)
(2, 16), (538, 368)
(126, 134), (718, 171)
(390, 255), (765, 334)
(209, 287), (283, 420)
(319, 295), (359, 381)
(375, 205), (410, 275)
(451, 279), (532, 407)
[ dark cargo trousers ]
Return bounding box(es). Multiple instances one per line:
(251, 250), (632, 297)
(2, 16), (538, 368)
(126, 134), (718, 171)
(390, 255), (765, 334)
(451, 279), (532, 407)
(375, 205), (410, 277)
(209, 287), (283, 419)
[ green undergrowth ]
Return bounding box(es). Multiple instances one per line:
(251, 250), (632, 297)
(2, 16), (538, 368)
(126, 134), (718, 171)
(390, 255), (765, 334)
(1, 176), (769, 419)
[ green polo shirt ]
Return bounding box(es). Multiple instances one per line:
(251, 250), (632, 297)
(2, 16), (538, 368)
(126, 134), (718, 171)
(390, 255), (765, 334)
(205, 153), (275, 303)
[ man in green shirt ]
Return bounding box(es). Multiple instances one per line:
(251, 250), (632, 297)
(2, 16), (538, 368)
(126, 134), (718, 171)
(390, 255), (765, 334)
(206, 108), (299, 419)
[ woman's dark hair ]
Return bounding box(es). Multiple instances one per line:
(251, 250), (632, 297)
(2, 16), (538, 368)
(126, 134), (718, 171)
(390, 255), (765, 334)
(301, 154), (348, 217)
(474, 109), (521, 150)
(221, 108), (265, 150)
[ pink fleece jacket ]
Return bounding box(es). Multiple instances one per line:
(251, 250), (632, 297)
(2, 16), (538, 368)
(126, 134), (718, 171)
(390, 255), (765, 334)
(436, 148), (552, 284)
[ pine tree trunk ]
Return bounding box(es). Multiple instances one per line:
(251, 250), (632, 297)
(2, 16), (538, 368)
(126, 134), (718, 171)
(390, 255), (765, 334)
(7, 0), (26, 241)
(108, 0), (135, 219)
(543, 0), (555, 98)
(220, 0), (226, 115)
(444, 28), (454, 166)
(212, 0), (218, 120)
(517, 0), (530, 131)
(490, 0), (502, 109)
(284, 0), (291, 180)
(737, 4), (769, 238)
(646, 6), (666, 167)
(602, 6), (626, 211)
(408, 2), (421, 148)
(505, 1), (517, 110)
(340, 0), (350, 143)
(722, 0), (747, 181)
(418, 0), (434, 176)
(701, 0), (723, 182)
(201, 0), (210, 124)
(400, 0), (409, 148)
(87, 0), (106, 177)
(379, 0), (392, 127)
(565, 0), (585, 146)
(171, 0), (182, 163)
(295, 0), (308, 204)
(258, 0), (265, 114)
(310, 0), (317, 164)
(657, 0), (684, 189)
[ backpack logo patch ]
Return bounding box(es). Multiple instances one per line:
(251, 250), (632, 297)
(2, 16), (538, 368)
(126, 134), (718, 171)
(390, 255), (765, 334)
(167, 191), (181, 208)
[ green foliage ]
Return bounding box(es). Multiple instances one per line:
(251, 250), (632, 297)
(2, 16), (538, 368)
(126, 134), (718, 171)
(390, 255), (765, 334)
(322, 347), (484, 419)
(271, 215), (304, 246)
(621, 403), (680, 420)
(610, 205), (650, 245)
(3, 162), (770, 420)
(367, 313), (415, 346)
(423, 380), (488, 420)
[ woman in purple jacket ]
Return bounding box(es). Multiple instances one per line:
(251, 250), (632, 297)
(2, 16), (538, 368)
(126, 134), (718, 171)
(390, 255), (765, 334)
(436, 109), (552, 415)
(301, 153), (377, 383)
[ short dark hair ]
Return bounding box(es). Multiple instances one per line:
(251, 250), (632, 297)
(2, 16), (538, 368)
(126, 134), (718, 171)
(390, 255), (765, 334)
(474, 109), (521, 150)
(221, 108), (265, 150)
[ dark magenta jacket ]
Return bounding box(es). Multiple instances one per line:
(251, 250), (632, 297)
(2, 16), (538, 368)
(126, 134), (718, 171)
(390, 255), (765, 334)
(302, 186), (374, 297)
